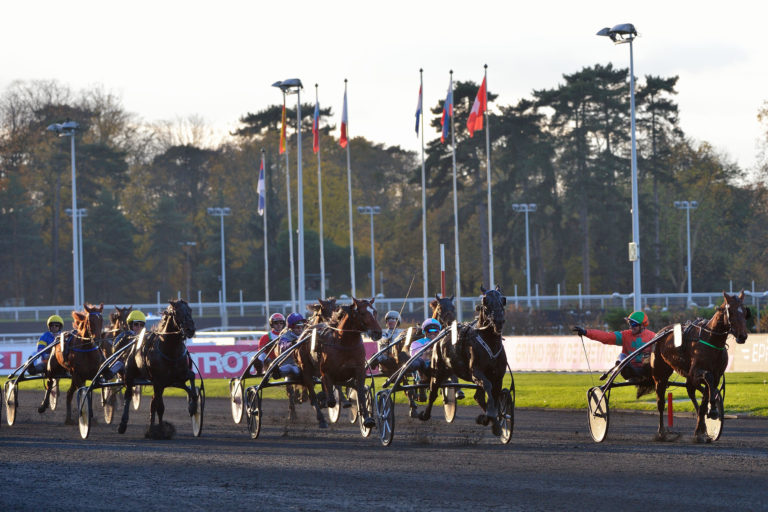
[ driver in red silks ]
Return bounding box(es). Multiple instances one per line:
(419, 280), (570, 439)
(253, 313), (285, 375)
(573, 311), (656, 394)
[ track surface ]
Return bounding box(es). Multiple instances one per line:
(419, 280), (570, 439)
(1, 389), (766, 511)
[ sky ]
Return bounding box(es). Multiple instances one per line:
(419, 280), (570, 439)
(3, 0), (766, 174)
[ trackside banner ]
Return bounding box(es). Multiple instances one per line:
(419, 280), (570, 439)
(2, 334), (767, 376)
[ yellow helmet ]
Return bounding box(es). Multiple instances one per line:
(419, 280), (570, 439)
(47, 315), (64, 328)
(126, 310), (146, 326)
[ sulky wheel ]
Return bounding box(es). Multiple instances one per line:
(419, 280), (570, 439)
(442, 386), (457, 423)
(49, 379), (59, 411)
(347, 387), (359, 424)
(246, 387), (263, 439)
(587, 386), (610, 443)
(77, 387), (92, 439)
(498, 387), (515, 444)
(190, 386), (205, 437)
(703, 379), (726, 442)
(358, 385), (374, 438)
(102, 386), (116, 424)
(230, 378), (244, 424)
(4, 381), (18, 426)
(131, 385), (142, 410)
(328, 386), (341, 424)
(376, 390), (395, 447)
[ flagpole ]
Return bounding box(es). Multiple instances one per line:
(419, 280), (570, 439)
(344, 78), (357, 298)
(261, 149), (270, 316)
(315, 84), (326, 299)
(484, 64), (494, 288)
(419, 68), (429, 315)
(282, 91), (297, 312)
(449, 70), (462, 321)
(296, 86), (306, 316)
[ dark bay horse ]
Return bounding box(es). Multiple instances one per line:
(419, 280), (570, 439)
(41, 303), (106, 424)
(296, 297), (382, 429)
(118, 299), (197, 439)
(103, 305), (132, 340)
(652, 291), (749, 443)
(307, 297), (338, 326)
(418, 286), (508, 435)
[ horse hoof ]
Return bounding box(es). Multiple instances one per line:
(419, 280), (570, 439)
(188, 401), (198, 416)
(65, 418), (76, 426)
(37, 405), (47, 414)
(476, 414), (490, 426)
(418, 411), (430, 422)
(693, 434), (710, 444)
(409, 407), (418, 418)
(364, 417), (376, 428)
(145, 421), (176, 440)
(491, 421), (502, 437)
(342, 400), (352, 409)
(318, 421), (328, 429)
(117, 423), (127, 434)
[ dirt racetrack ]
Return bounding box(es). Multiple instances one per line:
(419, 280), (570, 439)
(1, 389), (766, 511)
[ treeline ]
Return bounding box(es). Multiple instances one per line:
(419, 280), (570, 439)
(1, 67), (767, 307)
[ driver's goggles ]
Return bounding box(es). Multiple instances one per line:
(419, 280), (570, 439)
(132, 321), (146, 327)
(628, 320), (640, 328)
(424, 327), (440, 334)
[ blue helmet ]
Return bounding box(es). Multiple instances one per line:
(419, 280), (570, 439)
(421, 318), (441, 333)
(286, 312), (305, 328)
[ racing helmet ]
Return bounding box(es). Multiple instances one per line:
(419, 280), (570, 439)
(421, 318), (441, 333)
(627, 311), (649, 327)
(47, 315), (64, 329)
(384, 310), (401, 324)
(269, 312), (286, 328)
(286, 312), (305, 328)
(126, 310), (147, 327)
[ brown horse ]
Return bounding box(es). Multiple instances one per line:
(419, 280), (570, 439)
(40, 303), (106, 424)
(296, 297), (382, 429)
(418, 286), (508, 436)
(651, 291), (749, 443)
(307, 297), (338, 326)
(118, 299), (197, 439)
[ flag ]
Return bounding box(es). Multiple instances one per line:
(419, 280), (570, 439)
(440, 78), (453, 144)
(257, 157), (266, 216)
(415, 84), (422, 136)
(279, 101), (287, 155)
(467, 76), (487, 137)
(313, 98), (320, 154)
(339, 88), (348, 148)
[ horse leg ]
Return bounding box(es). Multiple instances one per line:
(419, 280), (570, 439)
(652, 361), (675, 441)
(287, 386), (297, 422)
(418, 366), (444, 422)
(38, 374), (53, 414)
(64, 380), (77, 425)
(186, 372), (198, 416)
(472, 370), (497, 432)
(355, 369), (375, 429)
(118, 382), (132, 434)
(692, 370), (714, 443)
(322, 375), (336, 409)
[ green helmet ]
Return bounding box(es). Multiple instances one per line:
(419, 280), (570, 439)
(627, 311), (649, 327)
(47, 315), (64, 328)
(127, 310), (146, 326)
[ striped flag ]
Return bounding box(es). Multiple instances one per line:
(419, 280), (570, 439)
(415, 83), (422, 136)
(441, 77), (453, 144)
(279, 101), (287, 154)
(339, 87), (348, 148)
(257, 155), (266, 216)
(313, 97), (320, 154)
(467, 76), (487, 137)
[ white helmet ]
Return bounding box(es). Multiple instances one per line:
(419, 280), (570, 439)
(385, 310), (401, 324)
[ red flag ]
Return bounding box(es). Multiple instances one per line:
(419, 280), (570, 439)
(339, 88), (348, 148)
(279, 101), (287, 154)
(313, 98), (320, 154)
(467, 76), (487, 137)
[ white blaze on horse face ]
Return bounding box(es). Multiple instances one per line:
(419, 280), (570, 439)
(366, 306), (375, 316)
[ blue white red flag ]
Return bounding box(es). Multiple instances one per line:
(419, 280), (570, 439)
(441, 78), (453, 144)
(415, 83), (422, 136)
(257, 156), (266, 216)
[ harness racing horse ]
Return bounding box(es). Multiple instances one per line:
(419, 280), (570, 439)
(418, 286), (508, 436)
(307, 297), (339, 326)
(296, 297), (382, 429)
(118, 299), (197, 439)
(651, 291), (749, 443)
(41, 303), (106, 424)
(103, 305), (132, 340)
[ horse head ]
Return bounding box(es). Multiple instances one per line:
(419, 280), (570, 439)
(308, 297), (338, 325)
(478, 285), (507, 334)
(720, 291), (749, 344)
(75, 303), (104, 340)
(163, 299), (196, 339)
(114, 305), (132, 331)
(347, 297), (382, 341)
(431, 293), (456, 327)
